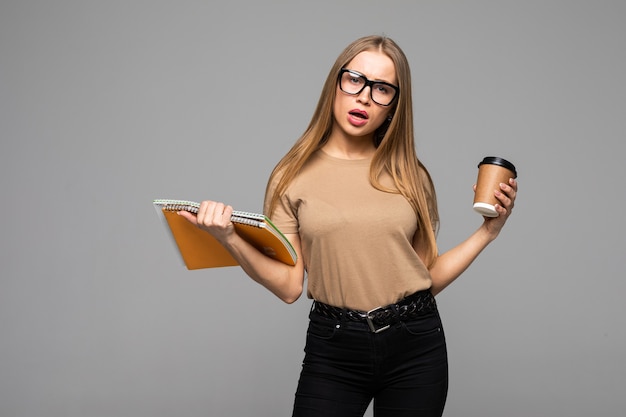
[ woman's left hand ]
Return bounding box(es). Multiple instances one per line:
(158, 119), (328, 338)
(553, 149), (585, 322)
(475, 177), (518, 238)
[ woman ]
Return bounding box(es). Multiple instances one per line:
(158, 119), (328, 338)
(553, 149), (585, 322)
(180, 35), (517, 417)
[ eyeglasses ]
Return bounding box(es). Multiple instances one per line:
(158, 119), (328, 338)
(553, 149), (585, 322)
(338, 68), (399, 106)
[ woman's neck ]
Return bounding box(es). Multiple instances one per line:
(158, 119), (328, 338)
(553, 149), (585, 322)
(322, 134), (376, 160)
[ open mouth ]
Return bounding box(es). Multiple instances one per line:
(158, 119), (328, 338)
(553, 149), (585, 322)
(349, 110), (368, 119)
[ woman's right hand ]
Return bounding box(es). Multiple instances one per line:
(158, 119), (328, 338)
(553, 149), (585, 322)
(177, 200), (236, 243)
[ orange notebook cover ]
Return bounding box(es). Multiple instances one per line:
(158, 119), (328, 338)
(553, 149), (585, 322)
(154, 200), (297, 269)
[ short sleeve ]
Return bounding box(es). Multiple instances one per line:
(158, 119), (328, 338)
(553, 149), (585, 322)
(263, 175), (299, 235)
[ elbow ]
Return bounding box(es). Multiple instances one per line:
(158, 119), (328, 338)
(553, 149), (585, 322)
(429, 286), (442, 297)
(280, 282), (304, 305)
(429, 279), (450, 297)
(282, 295), (301, 305)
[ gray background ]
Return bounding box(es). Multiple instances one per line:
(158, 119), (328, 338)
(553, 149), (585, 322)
(1, 1), (624, 416)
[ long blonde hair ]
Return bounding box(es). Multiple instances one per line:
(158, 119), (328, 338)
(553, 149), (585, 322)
(266, 35), (439, 267)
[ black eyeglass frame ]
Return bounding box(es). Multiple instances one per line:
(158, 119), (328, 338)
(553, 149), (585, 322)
(338, 68), (399, 106)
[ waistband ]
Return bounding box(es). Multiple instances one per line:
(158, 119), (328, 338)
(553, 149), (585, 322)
(311, 289), (438, 333)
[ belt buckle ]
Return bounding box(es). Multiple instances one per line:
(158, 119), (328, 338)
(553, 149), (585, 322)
(366, 306), (390, 333)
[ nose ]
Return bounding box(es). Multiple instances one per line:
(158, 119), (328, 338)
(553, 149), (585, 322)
(356, 85), (371, 104)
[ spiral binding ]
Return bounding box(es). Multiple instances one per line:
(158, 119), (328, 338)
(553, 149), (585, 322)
(154, 199), (265, 228)
(230, 215), (265, 228)
(158, 201), (200, 213)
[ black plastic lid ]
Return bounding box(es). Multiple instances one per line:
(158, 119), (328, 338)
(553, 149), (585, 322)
(478, 156), (517, 177)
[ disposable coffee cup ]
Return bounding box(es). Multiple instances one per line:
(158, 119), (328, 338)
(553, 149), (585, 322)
(473, 156), (517, 217)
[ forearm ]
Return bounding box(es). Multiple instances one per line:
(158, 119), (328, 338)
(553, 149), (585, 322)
(429, 225), (497, 295)
(179, 202), (305, 303)
(221, 233), (305, 304)
(428, 177), (518, 295)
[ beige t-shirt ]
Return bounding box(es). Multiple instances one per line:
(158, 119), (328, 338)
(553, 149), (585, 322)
(265, 150), (433, 311)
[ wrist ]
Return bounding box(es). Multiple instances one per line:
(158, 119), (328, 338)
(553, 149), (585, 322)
(217, 228), (239, 247)
(478, 222), (500, 243)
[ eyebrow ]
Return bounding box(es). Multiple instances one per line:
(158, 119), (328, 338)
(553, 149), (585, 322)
(345, 69), (396, 85)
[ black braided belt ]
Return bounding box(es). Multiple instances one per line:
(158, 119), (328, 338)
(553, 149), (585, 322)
(312, 289), (437, 333)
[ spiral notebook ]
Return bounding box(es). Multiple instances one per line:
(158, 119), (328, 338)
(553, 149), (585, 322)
(154, 199), (297, 269)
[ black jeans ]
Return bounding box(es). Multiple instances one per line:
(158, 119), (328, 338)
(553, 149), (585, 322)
(292, 303), (448, 417)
